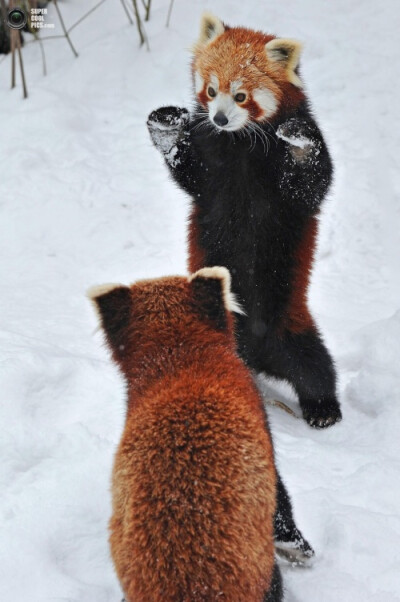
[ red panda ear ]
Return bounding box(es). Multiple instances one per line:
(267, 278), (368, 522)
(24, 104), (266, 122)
(189, 267), (244, 330)
(88, 284), (132, 359)
(196, 13), (225, 48)
(265, 38), (303, 88)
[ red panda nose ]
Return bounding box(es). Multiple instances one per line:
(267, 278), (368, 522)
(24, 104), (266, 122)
(213, 112), (229, 127)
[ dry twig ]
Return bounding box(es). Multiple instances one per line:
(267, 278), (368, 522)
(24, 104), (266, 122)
(131, 0), (148, 48)
(120, 0), (133, 25)
(264, 399), (299, 418)
(142, 0), (151, 21)
(53, 0), (79, 57)
(166, 0), (174, 27)
(68, 0), (107, 34)
(16, 29), (28, 97)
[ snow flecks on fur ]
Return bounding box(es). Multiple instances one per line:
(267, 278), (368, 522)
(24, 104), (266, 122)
(277, 118), (323, 165)
(277, 127), (313, 149)
(147, 110), (190, 167)
(147, 122), (180, 165)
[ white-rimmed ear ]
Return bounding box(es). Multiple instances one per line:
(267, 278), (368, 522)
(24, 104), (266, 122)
(265, 38), (303, 88)
(197, 13), (225, 47)
(87, 283), (132, 356)
(189, 266), (245, 331)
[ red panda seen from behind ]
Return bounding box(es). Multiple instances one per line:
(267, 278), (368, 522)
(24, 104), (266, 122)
(89, 267), (283, 602)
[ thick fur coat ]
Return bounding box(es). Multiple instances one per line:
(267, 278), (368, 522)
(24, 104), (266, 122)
(147, 14), (342, 429)
(90, 268), (283, 602)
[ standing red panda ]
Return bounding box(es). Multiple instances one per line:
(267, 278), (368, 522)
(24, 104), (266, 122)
(147, 13), (342, 431)
(89, 267), (283, 602)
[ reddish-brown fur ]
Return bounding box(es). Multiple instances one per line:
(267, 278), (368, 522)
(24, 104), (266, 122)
(92, 274), (278, 602)
(284, 217), (318, 334)
(193, 26), (305, 120)
(188, 206), (206, 273)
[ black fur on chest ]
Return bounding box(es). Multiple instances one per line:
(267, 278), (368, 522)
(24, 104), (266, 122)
(147, 97), (341, 427)
(189, 104), (314, 329)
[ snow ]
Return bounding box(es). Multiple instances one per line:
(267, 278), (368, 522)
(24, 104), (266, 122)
(276, 126), (312, 153)
(276, 129), (312, 149)
(0, 0), (399, 600)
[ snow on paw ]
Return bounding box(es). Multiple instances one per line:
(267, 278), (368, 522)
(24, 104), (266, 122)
(277, 119), (320, 163)
(147, 106), (189, 129)
(274, 518), (315, 566)
(147, 106), (189, 165)
(301, 400), (342, 429)
(275, 539), (315, 566)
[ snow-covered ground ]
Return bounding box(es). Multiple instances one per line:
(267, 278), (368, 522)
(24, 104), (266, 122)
(1, 0), (399, 600)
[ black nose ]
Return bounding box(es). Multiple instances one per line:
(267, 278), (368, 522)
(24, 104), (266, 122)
(213, 111), (228, 127)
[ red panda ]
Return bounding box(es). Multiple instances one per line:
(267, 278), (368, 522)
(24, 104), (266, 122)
(89, 267), (283, 602)
(147, 13), (342, 430)
(192, 13), (304, 130)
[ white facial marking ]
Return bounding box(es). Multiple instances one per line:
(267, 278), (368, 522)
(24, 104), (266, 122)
(252, 88), (278, 119)
(209, 73), (219, 91)
(230, 80), (243, 95)
(208, 92), (248, 132)
(195, 71), (204, 94)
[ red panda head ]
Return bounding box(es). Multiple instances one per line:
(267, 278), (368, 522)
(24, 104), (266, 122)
(192, 13), (305, 131)
(88, 267), (243, 386)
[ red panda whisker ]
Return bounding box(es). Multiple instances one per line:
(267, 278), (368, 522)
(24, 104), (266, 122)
(247, 125), (257, 153)
(245, 124), (259, 153)
(250, 131), (257, 153)
(248, 122), (269, 155)
(251, 121), (275, 153)
(191, 115), (214, 135)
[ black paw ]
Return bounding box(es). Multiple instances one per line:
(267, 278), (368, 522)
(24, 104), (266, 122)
(147, 106), (189, 130)
(277, 117), (315, 141)
(147, 107), (190, 158)
(276, 118), (320, 163)
(274, 509), (315, 566)
(275, 530), (315, 566)
(301, 399), (342, 429)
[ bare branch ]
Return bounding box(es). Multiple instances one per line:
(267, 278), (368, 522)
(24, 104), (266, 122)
(131, 0), (146, 47)
(11, 32), (16, 89)
(120, 0), (133, 24)
(166, 0), (174, 28)
(16, 32), (28, 98)
(9, 0), (16, 87)
(144, 0), (151, 22)
(2, 0), (157, 96)
(53, 0), (79, 58)
(24, 34), (67, 45)
(37, 34), (47, 76)
(68, 0), (108, 34)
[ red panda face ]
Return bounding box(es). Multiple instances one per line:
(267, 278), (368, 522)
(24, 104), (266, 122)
(192, 14), (305, 132)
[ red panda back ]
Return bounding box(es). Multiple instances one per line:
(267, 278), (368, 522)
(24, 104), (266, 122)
(110, 355), (277, 602)
(90, 269), (279, 601)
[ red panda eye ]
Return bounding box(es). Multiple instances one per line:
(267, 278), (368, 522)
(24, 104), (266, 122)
(234, 93), (246, 103)
(208, 86), (216, 98)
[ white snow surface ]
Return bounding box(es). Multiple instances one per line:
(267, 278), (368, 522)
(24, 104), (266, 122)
(1, 1), (400, 601)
